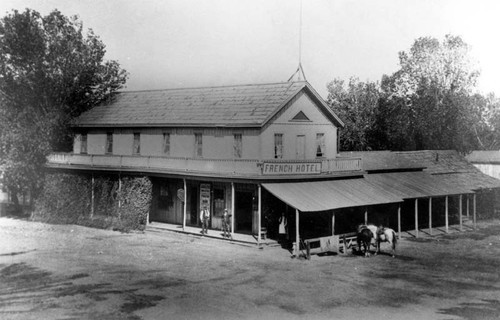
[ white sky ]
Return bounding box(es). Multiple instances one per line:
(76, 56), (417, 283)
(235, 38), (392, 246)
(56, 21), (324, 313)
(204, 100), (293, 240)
(1, 0), (499, 98)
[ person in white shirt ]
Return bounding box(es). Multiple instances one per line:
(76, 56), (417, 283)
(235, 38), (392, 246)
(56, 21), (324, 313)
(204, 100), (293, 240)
(200, 205), (210, 234)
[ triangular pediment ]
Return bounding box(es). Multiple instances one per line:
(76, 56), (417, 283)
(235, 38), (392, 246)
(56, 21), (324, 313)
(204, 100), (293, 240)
(291, 110), (310, 121)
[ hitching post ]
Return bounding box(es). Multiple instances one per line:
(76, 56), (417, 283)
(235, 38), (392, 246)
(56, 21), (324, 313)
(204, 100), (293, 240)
(231, 182), (235, 238)
(257, 185), (261, 246)
(459, 194), (463, 231)
(428, 197), (432, 236)
(415, 198), (419, 238)
(183, 179), (187, 231)
(295, 208), (300, 257)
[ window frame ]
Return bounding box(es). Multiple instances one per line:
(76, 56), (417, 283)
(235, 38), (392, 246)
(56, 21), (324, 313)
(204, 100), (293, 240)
(105, 132), (113, 154)
(81, 133), (87, 154)
(194, 133), (203, 158)
(233, 133), (242, 159)
(274, 133), (284, 159)
(133, 132), (141, 155)
(315, 133), (326, 158)
(162, 132), (170, 156)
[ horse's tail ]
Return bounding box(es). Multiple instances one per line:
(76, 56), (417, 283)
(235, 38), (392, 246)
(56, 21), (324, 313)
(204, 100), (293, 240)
(392, 230), (397, 248)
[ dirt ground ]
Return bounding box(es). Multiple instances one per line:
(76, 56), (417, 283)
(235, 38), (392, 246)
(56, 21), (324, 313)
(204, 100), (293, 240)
(1, 217), (500, 320)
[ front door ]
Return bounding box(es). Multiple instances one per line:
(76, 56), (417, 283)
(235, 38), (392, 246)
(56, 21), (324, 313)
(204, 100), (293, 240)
(235, 191), (253, 234)
(296, 135), (305, 159)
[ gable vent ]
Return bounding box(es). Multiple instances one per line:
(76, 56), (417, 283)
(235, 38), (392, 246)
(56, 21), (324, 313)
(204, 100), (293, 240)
(291, 111), (310, 121)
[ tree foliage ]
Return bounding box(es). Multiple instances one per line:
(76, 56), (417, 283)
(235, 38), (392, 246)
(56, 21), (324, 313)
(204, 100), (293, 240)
(0, 9), (128, 202)
(328, 34), (500, 152)
(327, 78), (381, 151)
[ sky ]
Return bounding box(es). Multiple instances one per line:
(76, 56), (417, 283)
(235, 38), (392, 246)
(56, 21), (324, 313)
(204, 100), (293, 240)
(1, 0), (499, 99)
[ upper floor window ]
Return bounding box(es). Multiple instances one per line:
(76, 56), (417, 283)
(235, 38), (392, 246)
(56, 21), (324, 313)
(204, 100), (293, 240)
(133, 133), (140, 155)
(81, 133), (87, 154)
(316, 133), (325, 158)
(194, 133), (202, 157)
(163, 133), (170, 156)
(274, 133), (283, 159)
(233, 134), (242, 158)
(106, 132), (113, 154)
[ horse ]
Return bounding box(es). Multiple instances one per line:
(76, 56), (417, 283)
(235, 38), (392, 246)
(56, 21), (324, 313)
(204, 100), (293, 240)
(357, 224), (398, 258)
(356, 225), (374, 257)
(375, 226), (397, 258)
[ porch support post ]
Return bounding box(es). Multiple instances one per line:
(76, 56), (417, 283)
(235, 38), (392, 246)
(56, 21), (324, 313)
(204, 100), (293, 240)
(332, 211), (335, 236)
(118, 174), (122, 209)
(257, 184), (262, 246)
(459, 195), (463, 231)
(183, 179), (187, 230)
(445, 196), (449, 233)
(91, 174), (95, 218)
(397, 204), (401, 239)
(295, 208), (300, 257)
(473, 193), (477, 230)
(428, 197), (432, 236)
(364, 207), (368, 225)
(415, 198), (419, 238)
(231, 182), (235, 238)
(466, 195), (470, 218)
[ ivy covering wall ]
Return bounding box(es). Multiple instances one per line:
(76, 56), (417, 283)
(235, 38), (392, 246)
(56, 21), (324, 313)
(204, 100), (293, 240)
(33, 173), (152, 232)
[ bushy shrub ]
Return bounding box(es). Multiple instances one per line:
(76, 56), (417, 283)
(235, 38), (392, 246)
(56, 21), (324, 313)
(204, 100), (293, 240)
(33, 173), (91, 224)
(33, 173), (152, 231)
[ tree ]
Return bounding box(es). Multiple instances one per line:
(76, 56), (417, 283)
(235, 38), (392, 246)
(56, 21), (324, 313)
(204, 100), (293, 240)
(0, 9), (128, 206)
(381, 35), (482, 152)
(327, 77), (381, 151)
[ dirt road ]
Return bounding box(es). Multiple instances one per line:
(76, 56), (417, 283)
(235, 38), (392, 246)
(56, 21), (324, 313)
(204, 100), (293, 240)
(1, 217), (500, 320)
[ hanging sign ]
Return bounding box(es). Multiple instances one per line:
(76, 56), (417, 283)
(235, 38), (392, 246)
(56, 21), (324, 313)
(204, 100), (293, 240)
(199, 184), (211, 209)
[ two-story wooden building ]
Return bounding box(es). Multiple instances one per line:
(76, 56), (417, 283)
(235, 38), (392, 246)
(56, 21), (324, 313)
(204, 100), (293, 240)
(46, 80), (497, 255)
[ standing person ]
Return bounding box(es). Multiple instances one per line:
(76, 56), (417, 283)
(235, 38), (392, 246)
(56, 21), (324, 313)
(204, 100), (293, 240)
(278, 212), (287, 246)
(222, 208), (232, 239)
(200, 205), (210, 234)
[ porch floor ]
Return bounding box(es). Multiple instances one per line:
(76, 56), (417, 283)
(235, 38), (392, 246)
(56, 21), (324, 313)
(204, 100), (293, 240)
(147, 221), (280, 247)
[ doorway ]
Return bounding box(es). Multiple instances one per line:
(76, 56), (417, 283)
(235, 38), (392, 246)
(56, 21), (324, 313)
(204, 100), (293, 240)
(235, 191), (253, 234)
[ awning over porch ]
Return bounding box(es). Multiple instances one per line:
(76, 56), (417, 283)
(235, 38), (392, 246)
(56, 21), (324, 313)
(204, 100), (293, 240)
(364, 171), (473, 199)
(262, 178), (402, 212)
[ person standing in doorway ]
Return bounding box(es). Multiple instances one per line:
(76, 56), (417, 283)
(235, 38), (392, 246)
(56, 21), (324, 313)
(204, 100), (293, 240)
(222, 208), (232, 239)
(200, 205), (210, 234)
(278, 212), (287, 246)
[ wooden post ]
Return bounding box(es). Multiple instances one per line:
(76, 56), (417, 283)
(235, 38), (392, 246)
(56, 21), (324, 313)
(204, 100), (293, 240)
(231, 182), (235, 238)
(257, 184), (262, 246)
(295, 208), (300, 257)
(397, 204), (401, 239)
(183, 179), (187, 230)
(473, 193), (477, 230)
(91, 174), (95, 218)
(332, 211), (335, 236)
(415, 198), (419, 238)
(428, 197), (432, 236)
(118, 175), (122, 208)
(364, 207), (368, 225)
(445, 196), (449, 233)
(466, 195), (470, 218)
(459, 195), (463, 231)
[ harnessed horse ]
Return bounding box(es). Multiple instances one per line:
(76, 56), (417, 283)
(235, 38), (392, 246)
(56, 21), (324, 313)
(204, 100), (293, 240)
(356, 225), (374, 257)
(357, 224), (398, 258)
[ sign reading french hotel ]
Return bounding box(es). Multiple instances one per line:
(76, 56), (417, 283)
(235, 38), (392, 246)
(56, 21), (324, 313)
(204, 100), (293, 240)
(262, 161), (322, 175)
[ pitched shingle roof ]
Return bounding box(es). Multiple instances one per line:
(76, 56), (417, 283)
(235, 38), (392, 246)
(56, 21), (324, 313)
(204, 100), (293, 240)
(466, 150), (500, 164)
(397, 150), (500, 190)
(338, 151), (424, 172)
(74, 81), (343, 128)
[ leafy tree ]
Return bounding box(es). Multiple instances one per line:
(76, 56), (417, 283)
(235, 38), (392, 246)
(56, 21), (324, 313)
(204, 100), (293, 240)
(0, 9), (128, 207)
(382, 35), (481, 152)
(327, 78), (381, 151)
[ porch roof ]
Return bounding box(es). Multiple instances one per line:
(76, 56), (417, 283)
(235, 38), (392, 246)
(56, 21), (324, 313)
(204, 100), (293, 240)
(262, 178), (402, 213)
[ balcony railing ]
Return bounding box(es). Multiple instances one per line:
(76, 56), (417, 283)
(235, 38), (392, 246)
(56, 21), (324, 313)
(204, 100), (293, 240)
(47, 153), (362, 177)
